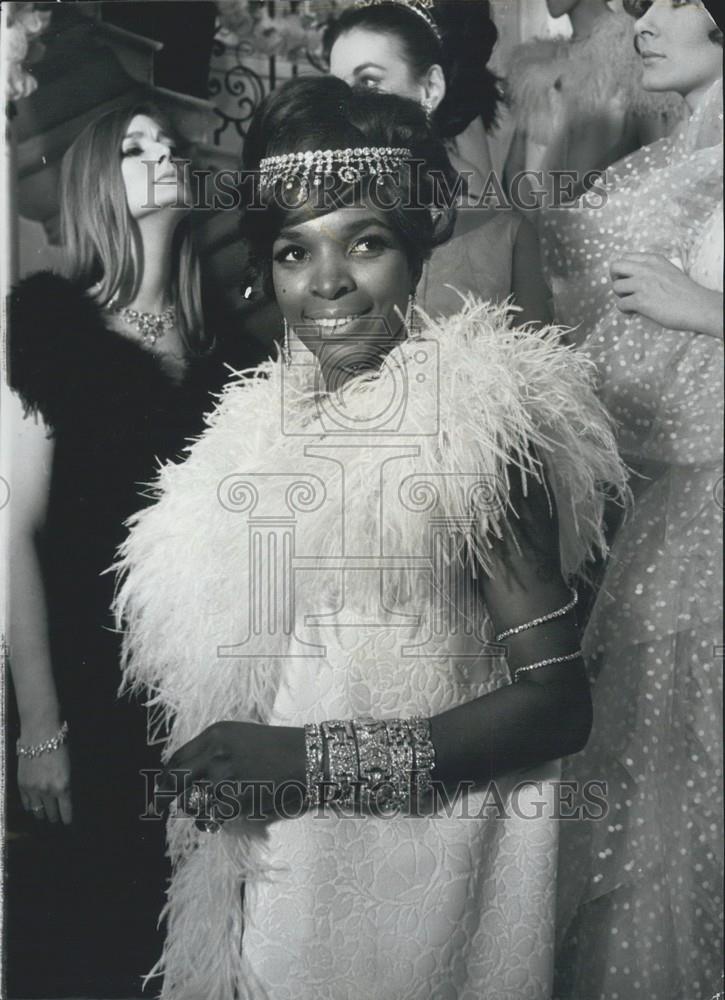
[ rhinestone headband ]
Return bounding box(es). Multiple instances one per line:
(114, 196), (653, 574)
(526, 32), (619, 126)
(259, 146), (412, 195)
(354, 0), (442, 43)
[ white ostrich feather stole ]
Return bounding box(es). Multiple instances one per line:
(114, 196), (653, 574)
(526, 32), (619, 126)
(112, 296), (627, 998)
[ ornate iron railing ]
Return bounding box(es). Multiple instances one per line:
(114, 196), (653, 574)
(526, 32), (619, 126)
(208, 0), (327, 152)
(208, 33), (268, 147)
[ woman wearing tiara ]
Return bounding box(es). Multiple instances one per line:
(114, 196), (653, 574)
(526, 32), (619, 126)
(325, 0), (552, 325)
(114, 76), (627, 1000)
(326, 0), (499, 192)
(541, 2), (723, 996)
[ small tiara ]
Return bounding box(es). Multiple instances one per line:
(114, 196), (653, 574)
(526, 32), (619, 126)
(259, 146), (412, 194)
(353, 0), (442, 44)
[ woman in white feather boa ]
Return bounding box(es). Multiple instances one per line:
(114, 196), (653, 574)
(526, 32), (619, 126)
(113, 78), (628, 1000)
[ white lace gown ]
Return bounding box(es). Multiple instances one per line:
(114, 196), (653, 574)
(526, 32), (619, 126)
(541, 82), (724, 999)
(241, 619), (560, 1000)
(114, 302), (626, 1000)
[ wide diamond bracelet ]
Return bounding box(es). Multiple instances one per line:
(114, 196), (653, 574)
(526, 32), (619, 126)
(304, 716), (436, 810)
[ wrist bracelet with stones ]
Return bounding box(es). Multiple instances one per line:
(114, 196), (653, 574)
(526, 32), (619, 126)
(306, 716), (437, 812)
(321, 719), (359, 809)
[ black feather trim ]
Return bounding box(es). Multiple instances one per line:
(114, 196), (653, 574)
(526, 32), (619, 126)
(7, 271), (187, 435)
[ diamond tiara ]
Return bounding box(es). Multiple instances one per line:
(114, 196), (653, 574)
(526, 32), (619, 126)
(353, 0), (442, 44)
(259, 146), (412, 193)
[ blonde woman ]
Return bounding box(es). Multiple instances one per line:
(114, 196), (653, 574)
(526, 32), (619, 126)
(6, 102), (217, 996)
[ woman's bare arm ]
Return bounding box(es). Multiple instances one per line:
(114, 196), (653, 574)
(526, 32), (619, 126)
(8, 392), (72, 823)
(431, 472), (590, 788)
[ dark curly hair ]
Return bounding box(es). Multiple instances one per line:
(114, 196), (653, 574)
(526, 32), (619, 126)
(240, 76), (457, 297)
(322, 1), (502, 139)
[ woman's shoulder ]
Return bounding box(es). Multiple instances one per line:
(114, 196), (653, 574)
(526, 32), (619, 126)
(417, 297), (614, 461)
(10, 270), (101, 333)
(421, 295), (558, 362)
(414, 299), (628, 574)
(8, 270), (176, 432)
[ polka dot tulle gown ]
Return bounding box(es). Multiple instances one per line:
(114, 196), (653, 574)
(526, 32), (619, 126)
(541, 81), (723, 1000)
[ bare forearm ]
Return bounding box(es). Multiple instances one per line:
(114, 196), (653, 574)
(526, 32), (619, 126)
(278, 669), (589, 808)
(9, 534), (62, 736)
(431, 473), (593, 788)
(432, 600), (590, 787)
(431, 670), (590, 789)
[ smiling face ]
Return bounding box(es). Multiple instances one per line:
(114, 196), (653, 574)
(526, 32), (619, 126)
(634, 1), (722, 102)
(120, 114), (189, 219)
(329, 28), (424, 100)
(272, 204), (414, 387)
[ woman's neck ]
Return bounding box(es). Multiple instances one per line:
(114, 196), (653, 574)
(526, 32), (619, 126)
(684, 73), (723, 115)
(127, 214), (179, 314)
(569, 0), (611, 41)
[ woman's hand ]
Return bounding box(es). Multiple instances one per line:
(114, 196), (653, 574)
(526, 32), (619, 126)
(18, 745), (72, 825)
(610, 252), (723, 337)
(157, 721), (306, 826)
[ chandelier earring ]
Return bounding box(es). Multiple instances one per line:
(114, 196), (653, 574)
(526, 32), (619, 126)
(406, 291), (420, 339)
(282, 318), (292, 368)
(421, 96), (435, 121)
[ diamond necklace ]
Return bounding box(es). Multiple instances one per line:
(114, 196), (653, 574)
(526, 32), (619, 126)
(111, 304), (176, 346)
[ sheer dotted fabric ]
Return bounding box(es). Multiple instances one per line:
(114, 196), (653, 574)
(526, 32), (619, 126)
(541, 83), (723, 999)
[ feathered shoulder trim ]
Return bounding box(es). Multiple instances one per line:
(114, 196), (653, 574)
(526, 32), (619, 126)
(113, 296), (628, 738)
(7, 271), (181, 433)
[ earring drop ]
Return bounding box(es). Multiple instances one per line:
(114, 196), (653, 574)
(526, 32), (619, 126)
(421, 97), (434, 121)
(282, 318), (292, 368)
(406, 292), (420, 339)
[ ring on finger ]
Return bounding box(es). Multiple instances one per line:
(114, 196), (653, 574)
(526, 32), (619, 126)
(198, 817), (223, 835)
(186, 785), (223, 833)
(185, 784), (215, 818)
(186, 784), (202, 813)
(185, 784), (210, 815)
